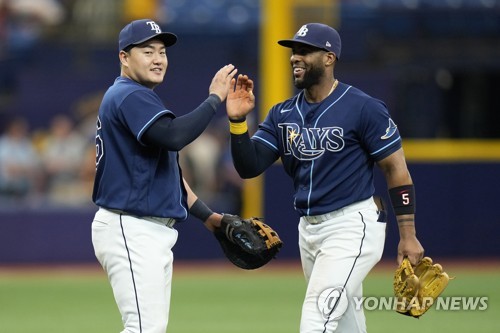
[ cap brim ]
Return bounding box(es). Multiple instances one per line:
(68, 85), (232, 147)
(278, 39), (329, 52)
(133, 32), (178, 49)
(157, 32), (178, 47)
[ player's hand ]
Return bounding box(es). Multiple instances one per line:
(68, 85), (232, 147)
(209, 64), (238, 102)
(397, 235), (424, 266)
(203, 212), (223, 232)
(226, 74), (255, 120)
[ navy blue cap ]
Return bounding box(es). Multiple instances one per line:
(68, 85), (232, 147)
(278, 23), (341, 59)
(119, 19), (177, 51)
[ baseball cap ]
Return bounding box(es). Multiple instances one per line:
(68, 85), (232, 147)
(278, 23), (341, 59)
(119, 19), (177, 51)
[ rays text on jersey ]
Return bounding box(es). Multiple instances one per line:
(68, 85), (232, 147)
(279, 123), (345, 160)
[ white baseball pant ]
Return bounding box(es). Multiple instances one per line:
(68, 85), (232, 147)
(92, 208), (178, 333)
(298, 197), (387, 333)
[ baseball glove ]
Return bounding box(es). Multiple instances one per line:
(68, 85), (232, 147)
(214, 214), (283, 270)
(393, 256), (451, 318)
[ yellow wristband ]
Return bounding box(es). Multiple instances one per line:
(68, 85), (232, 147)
(229, 120), (248, 135)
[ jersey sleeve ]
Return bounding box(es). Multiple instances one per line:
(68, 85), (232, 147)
(251, 107), (280, 153)
(360, 98), (402, 161)
(119, 89), (174, 144)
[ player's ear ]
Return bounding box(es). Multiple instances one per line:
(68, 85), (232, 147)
(119, 50), (129, 67)
(324, 52), (336, 67)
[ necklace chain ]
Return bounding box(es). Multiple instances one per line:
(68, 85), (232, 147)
(328, 79), (339, 96)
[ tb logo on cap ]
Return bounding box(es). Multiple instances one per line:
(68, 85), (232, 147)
(296, 25), (309, 37)
(146, 21), (162, 33)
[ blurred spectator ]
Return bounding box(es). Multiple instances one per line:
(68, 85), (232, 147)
(71, 91), (101, 203)
(2, 0), (64, 26)
(215, 146), (244, 215)
(179, 118), (244, 215)
(0, 0), (65, 130)
(71, 0), (121, 44)
(68, 0), (121, 68)
(38, 114), (90, 206)
(179, 129), (221, 199)
(78, 142), (98, 204)
(72, 90), (104, 142)
(0, 117), (42, 202)
(0, 0), (65, 75)
(212, 116), (257, 215)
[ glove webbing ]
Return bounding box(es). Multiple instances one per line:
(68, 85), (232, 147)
(253, 219), (282, 249)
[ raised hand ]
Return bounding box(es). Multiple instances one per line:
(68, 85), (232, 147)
(226, 74), (256, 120)
(209, 64), (238, 102)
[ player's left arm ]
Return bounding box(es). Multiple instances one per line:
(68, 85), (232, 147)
(376, 148), (424, 265)
(225, 74), (279, 178)
(142, 95), (221, 150)
(183, 178), (222, 231)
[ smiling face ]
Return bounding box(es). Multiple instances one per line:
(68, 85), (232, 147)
(290, 44), (334, 90)
(119, 38), (167, 89)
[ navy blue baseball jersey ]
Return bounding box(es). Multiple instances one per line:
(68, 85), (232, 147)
(92, 76), (188, 219)
(252, 82), (401, 216)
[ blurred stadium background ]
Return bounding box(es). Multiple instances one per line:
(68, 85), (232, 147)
(0, 0), (498, 263)
(0, 0), (499, 332)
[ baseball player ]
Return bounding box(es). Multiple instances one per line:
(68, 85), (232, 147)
(226, 23), (424, 332)
(91, 19), (236, 333)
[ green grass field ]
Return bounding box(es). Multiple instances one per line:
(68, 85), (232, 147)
(0, 261), (498, 333)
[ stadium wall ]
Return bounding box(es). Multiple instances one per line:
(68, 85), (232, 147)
(0, 161), (498, 263)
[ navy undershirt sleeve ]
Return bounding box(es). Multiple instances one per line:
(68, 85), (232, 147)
(143, 94), (221, 150)
(230, 132), (278, 178)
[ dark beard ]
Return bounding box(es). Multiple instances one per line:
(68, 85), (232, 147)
(294, 65), (324, 90)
